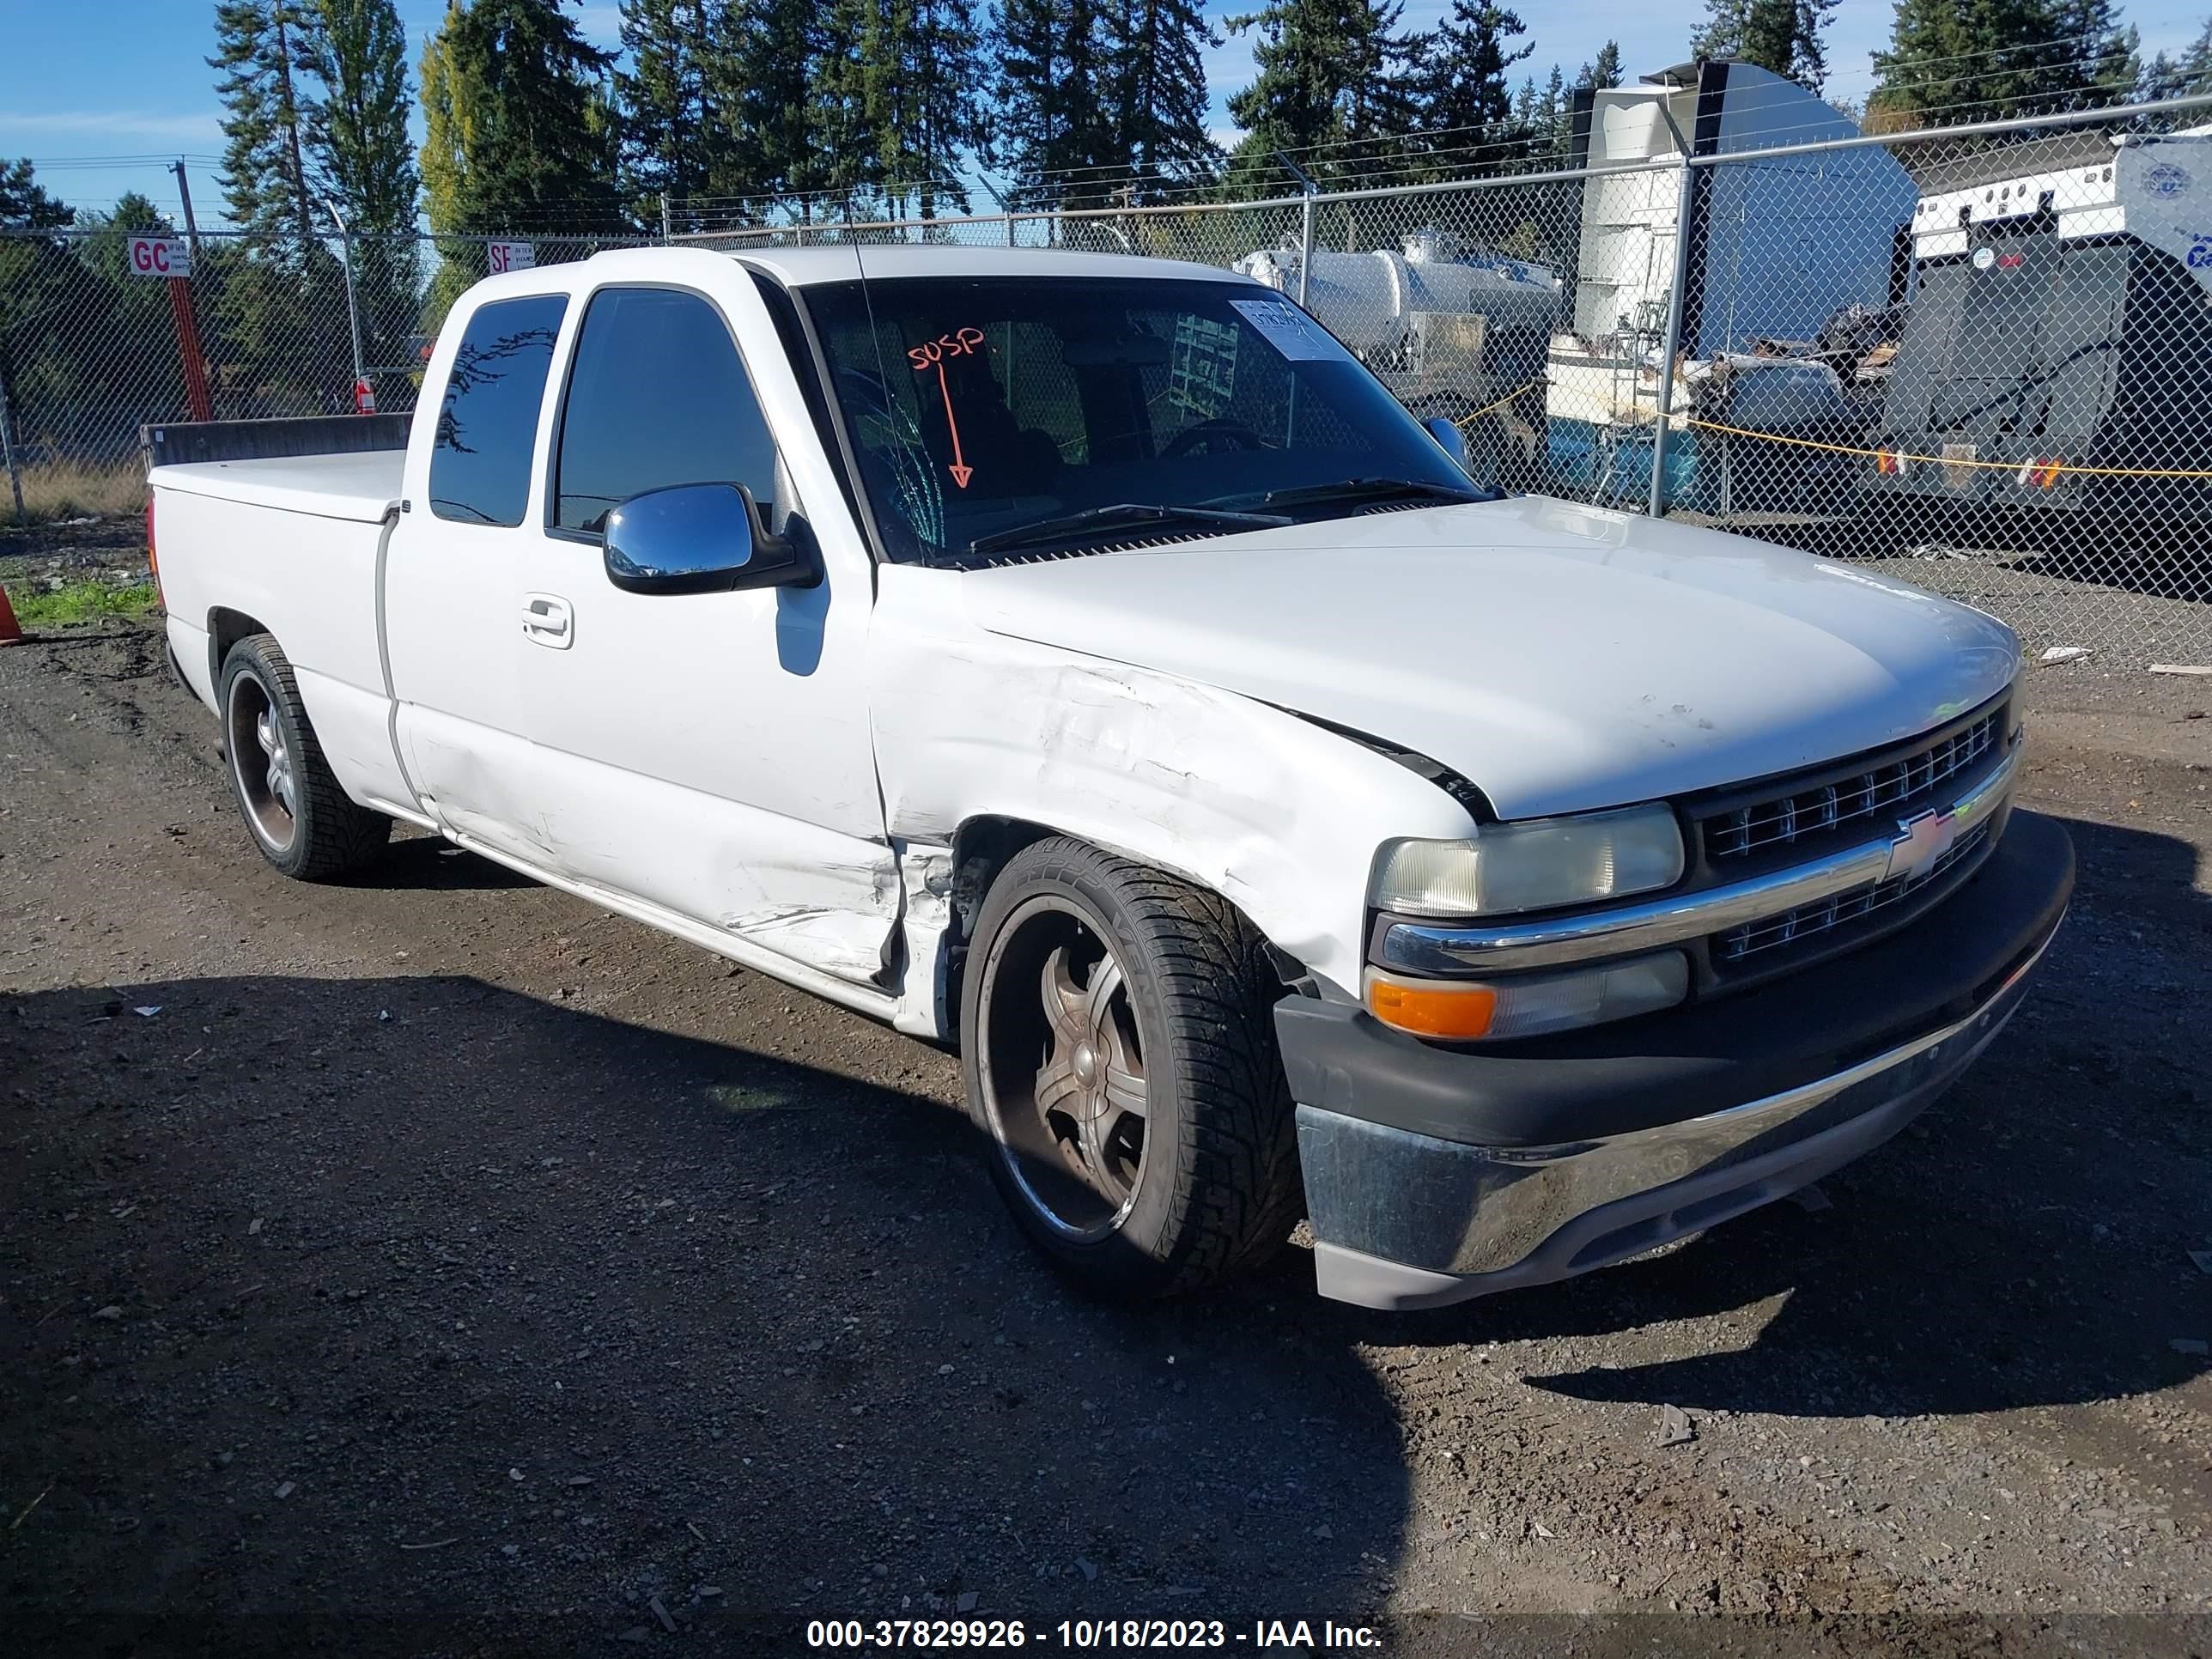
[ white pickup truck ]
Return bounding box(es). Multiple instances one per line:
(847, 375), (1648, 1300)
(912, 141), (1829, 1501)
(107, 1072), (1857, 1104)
(147, 246), (2073, 1309)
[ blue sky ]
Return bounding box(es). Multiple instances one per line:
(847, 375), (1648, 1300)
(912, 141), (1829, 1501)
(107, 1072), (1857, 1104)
(4, 0), (2209, 225)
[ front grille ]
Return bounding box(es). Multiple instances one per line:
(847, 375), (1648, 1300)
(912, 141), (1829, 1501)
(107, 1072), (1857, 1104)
(1716, 820), (1992, 963)
(1704, 706), (2005, 864)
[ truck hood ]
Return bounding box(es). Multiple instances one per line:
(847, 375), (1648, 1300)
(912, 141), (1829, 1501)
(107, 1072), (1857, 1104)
(958, 495), (2019, 820)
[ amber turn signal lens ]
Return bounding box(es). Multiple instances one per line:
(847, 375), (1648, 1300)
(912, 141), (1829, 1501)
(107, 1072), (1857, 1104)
(1366, 977), (1498, 1040)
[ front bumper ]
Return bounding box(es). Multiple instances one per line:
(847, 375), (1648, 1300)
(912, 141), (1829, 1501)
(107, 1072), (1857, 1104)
(1278, 809), (2075, 1310)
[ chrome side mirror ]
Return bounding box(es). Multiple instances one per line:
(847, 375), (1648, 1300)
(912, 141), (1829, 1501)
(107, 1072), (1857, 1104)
(603, 483), (815, 596)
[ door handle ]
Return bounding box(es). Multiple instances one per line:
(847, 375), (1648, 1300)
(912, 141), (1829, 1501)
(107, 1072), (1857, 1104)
(521, 592), (574, 649)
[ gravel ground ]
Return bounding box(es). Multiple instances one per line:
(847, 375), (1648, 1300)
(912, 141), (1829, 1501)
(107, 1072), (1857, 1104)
(1, 590), (2208, 1657)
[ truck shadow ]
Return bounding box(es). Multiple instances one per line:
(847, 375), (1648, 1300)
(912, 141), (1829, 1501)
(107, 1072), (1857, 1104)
(1340, 811), (2211, 1420)
(0, 970), (1403, 1647)
(343, 829), (539, 892)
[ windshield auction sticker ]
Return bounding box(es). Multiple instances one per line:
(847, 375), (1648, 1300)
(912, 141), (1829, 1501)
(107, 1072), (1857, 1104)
(1227, 296), (1348, 362)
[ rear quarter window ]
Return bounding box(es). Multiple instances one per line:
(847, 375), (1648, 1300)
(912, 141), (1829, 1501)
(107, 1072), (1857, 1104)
(428, 294), (568, 526)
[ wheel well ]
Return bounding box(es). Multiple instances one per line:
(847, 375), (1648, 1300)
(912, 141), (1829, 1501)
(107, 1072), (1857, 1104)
(942, 817), (1312, 1035)
(948, 814), (1057, 944)
(206, 606), (269, 692)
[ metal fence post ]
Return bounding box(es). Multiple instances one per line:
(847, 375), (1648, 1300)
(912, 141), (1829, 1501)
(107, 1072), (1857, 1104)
(1272, 152), (1319, 306)
(1298, 190), (1316, 306)
(1647, 155), (1699, 520)
(321, 199), (368, 406)
(0, 354), (27, 527)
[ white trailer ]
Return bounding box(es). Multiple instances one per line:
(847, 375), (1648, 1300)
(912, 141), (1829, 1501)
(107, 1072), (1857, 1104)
(1551, 57), (1919, 493)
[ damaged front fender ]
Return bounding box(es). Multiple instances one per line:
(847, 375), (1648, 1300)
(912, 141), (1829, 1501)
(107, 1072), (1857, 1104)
(869, 564), (1477, 1022)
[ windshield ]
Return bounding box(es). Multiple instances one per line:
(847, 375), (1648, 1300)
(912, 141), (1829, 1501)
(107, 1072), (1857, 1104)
(799, 275), (1484, 564)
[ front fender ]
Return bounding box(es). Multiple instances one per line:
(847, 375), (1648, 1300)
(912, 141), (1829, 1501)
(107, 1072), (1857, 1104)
(870, 565), (1477, 1008)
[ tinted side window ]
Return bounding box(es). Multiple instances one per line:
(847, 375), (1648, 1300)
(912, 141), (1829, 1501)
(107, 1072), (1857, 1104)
(554, 288), (778, 533)
(428, 294), (568, 526)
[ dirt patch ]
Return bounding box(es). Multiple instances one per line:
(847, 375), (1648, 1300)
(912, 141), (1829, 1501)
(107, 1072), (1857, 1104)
(3, 618), (2207, 1656)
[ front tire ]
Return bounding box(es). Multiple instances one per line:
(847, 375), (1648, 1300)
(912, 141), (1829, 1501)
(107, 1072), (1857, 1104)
(961, 837), (1302, 1298)
(219, 633), (390, 881)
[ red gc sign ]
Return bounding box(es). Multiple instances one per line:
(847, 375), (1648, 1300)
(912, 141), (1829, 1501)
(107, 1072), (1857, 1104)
(127, 236), (192, 279)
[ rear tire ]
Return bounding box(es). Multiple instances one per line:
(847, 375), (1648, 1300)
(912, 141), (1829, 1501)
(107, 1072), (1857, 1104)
(960, 837), (1303, 1298)
(219, 633), (390, 881)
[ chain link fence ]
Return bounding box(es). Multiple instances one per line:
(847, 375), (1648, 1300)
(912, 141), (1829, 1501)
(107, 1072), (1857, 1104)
(5, 94), (2209, 665)
(0, 225), (649, 524)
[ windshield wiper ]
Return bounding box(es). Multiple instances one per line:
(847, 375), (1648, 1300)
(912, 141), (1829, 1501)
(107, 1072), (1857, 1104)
(1207, 477), (1498, 514)
(964, 501), (1291, 558)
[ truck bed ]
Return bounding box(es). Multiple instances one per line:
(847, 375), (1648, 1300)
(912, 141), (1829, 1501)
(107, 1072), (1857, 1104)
(151, 448), (405, 524)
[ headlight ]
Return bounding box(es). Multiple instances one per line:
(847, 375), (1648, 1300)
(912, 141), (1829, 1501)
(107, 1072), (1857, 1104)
(1371, 804), (1685, 918)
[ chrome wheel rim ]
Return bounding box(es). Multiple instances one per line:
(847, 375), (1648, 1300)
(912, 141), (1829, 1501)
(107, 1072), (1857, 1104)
(977, 896), (1151, 1240)
(226, 669), (297, 853)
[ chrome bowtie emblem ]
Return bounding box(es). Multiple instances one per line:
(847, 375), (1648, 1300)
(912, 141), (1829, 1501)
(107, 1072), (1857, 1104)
(1884, 807), (1959, 884)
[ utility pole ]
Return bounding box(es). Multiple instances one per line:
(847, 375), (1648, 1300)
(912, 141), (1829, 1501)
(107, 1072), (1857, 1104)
(170, 159), (202, 258)
(164, 159), (214, 422)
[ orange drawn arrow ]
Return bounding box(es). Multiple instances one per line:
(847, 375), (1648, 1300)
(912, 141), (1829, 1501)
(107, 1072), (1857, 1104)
(935, 362), (972, 489)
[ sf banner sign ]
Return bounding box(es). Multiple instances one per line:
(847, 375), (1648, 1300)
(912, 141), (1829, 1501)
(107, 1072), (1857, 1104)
(126, 236), (192, 279)
(487, 240), (535, 275)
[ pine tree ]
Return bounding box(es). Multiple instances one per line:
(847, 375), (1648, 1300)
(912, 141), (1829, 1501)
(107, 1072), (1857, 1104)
(1873, 0), (2138, 124)
(418, 0), (622, 235)
(808, 0), (984, 215)
(615, 0), (729, 210)
(210, 1), (322, 249)
(1692, 0), (1837, 90)
(2141, 15), (2212, 99)
(1584, 40), (1623, 89)
(1507, 63), (1572, 159)
(989, 0), (1119, 205)
(887, 0), (987, 216)
(806, 0), (878, 206)
(1225, 0), (1422, 183)
(1108, 0), (1218, 196)
(721, 0), (820, 216)
(303, 0), (418, 391)
(0, 161), (71, 231)
(2052, 0), (2141, 106)
(305, 0), (417, 236)
(1540, 62), (1568, 150)
(1419, 2), (1532, 155)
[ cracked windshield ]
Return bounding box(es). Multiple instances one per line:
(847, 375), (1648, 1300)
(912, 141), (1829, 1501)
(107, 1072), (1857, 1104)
(801, 275), (1485, 564)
